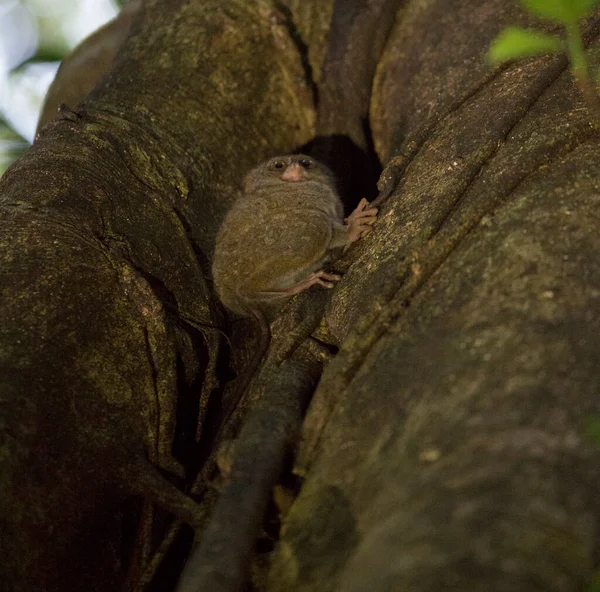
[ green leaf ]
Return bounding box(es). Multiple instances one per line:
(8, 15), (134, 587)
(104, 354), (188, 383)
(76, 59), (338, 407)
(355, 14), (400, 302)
(31, 49), (66, 63)
(487, 27), (563, 64)
(521, 0), (600, 24)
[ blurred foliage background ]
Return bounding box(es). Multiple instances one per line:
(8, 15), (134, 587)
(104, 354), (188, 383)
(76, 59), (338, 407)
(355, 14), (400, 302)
(0, 0), (123, 174)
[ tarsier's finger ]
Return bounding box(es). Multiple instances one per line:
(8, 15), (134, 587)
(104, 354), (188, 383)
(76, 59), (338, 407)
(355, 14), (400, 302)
(345, 199), (371, 222)
(347, 206), (378, 221)
(350, 212), (378, 223)
(359, 215), (377, 225)
(353, 221), (376, 235)
(318, 272), (342, 282)
(357, 197), (369, 210)
(317, 280), (336, 289)
(364, 207), (378, 216)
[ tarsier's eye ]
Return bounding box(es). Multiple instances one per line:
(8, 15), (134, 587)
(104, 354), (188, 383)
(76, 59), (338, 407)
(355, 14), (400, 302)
(299, 158), (313, 169)
(273, 161), (285, 169)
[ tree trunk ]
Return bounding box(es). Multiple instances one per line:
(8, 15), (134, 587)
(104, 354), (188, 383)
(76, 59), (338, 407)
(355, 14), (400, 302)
(1, 0), (600, 591)
(1, 0), (316, 590)
(271, 1), (600, 591)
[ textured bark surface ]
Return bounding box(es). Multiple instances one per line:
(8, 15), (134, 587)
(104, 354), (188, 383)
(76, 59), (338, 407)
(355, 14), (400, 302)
(2, 0), (600, 590)
(1, 0), (316, 590)
(36, 0), (142, 130)
(271, 1), (600, 591)
(278, 0), (336, 85)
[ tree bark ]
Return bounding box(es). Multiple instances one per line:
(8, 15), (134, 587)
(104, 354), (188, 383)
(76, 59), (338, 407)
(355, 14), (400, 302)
(1, 0), (316, 590)
(2, 0), (600, 591)
(271, 1), (600, 591)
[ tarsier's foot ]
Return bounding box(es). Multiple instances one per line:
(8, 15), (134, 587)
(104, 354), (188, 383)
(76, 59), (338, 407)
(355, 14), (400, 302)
(345, 198), (378, 245)
(282, 270), (342, 296)
(308, 270), (342, 289)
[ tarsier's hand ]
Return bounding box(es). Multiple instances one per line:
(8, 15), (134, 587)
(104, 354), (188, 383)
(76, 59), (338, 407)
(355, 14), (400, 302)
(345, 198), (378, 246)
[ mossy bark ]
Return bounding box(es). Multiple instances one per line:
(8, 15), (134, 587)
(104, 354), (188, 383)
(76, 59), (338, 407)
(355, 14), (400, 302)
(270, 1), (600, 591)
(0, 0), (317, 590)
(3, 0), (600, 590)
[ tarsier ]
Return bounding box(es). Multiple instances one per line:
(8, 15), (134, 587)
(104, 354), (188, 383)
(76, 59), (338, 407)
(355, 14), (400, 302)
(212, 154), (378, 416)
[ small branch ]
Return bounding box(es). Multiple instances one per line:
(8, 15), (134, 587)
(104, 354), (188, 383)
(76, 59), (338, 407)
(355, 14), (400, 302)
(175, 355), (320, 592)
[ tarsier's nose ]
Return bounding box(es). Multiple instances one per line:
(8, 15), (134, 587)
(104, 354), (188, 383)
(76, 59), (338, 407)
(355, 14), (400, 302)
(281, 162), (304, 182)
